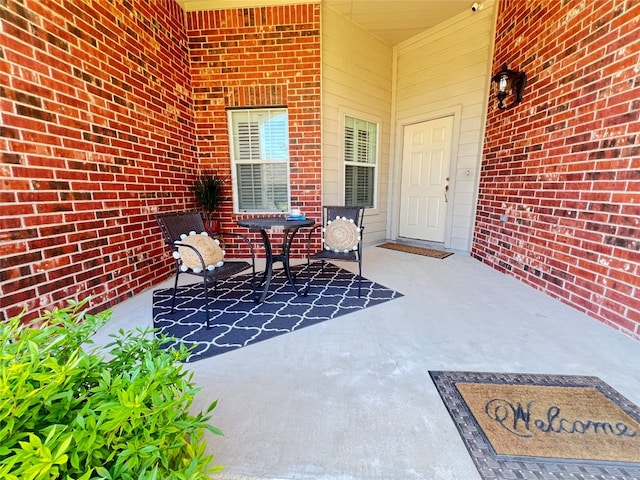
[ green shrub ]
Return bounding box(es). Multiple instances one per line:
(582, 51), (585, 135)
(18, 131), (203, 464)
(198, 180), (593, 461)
(0, 299), (223, 480)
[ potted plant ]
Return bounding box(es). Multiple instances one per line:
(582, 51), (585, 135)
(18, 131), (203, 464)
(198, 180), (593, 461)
(194, 174), (227, 233)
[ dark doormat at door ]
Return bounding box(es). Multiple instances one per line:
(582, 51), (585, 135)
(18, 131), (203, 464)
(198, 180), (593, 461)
(377, 242), (453, 259)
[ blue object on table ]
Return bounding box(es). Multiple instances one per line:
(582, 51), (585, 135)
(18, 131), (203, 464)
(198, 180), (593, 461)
(286, 215), (306, 221)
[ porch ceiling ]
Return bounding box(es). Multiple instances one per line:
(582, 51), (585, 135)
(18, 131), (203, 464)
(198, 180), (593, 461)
(176, 0), (473, 45)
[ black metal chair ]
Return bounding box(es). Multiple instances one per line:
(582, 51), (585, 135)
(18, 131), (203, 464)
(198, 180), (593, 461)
(155, 211), (255, 328)
(302, 205), (366, 297)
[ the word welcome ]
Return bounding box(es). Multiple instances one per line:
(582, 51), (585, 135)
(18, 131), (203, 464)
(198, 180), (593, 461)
(484, 398), (638, 439)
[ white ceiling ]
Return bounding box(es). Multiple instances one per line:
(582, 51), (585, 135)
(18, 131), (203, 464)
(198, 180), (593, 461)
(176, 0), (473, 45)
(325, 0), (471, 45)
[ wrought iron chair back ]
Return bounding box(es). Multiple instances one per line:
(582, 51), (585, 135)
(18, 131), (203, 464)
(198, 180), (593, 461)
(155, 211), (255, 328)
(303, 205), (366, 297)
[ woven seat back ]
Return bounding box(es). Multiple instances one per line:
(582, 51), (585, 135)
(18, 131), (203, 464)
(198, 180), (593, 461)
(157, 211), (207, 245)
(324, 206), (364, 228)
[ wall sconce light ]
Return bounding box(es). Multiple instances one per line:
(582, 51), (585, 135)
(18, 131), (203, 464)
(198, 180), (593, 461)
(491, 63), (526, 109)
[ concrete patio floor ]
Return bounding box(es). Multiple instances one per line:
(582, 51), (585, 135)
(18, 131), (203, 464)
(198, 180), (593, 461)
(96, 245), (640, 480)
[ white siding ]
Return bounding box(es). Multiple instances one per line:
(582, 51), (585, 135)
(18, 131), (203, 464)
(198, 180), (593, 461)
(392, 0), (496, 251)
(321, 5), (393, 245)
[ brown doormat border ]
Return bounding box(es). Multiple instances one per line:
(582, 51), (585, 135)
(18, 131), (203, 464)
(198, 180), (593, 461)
(429, 371), (640, 480)
(377, 242), (453, 259)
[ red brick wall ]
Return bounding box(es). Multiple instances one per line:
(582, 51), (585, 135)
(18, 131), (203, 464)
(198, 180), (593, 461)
(187, 5), (322, 257)
(473, 0), (640, 338)
(0, 1), (321, 322)
(0, 0), (196, 322)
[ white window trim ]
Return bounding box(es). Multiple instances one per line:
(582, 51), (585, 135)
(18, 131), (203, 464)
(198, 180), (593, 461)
(228, 108), (291, 214)
(339, 109), (380, 210)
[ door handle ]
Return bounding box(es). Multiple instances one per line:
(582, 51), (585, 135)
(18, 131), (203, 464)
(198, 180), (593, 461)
(444, 177), (449, 203)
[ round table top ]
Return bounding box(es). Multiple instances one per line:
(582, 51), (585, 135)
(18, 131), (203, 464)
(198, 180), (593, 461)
(237, 216), (315, 230)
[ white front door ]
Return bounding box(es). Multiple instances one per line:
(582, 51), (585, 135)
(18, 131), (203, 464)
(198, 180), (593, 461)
(398, 115), (453, 242)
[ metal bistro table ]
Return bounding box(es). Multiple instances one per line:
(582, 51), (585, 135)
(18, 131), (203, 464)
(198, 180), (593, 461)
(237, 216), (315, 303)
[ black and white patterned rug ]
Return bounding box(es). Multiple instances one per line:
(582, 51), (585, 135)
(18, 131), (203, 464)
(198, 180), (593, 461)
(153, 262), (402, 362)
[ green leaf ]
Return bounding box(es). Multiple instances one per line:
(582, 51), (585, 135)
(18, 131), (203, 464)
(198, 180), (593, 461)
(95, 467), (112, 479)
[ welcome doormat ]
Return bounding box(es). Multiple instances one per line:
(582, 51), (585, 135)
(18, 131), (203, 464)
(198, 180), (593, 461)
(377, 242), (453, 259)
(429, 371), (640, 480)
(153, 263), (402, 362)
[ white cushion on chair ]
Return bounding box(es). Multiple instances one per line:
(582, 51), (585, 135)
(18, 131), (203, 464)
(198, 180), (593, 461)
(323, 217), (361, 253)
(174, 231), (225, 273)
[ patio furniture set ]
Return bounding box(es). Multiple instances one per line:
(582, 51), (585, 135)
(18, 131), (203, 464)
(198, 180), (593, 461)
(155, 206), (365, 327)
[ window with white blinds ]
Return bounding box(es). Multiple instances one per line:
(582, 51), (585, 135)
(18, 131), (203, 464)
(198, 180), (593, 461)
(344, 115), (377, 208)
(229, 108), (290, 212)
